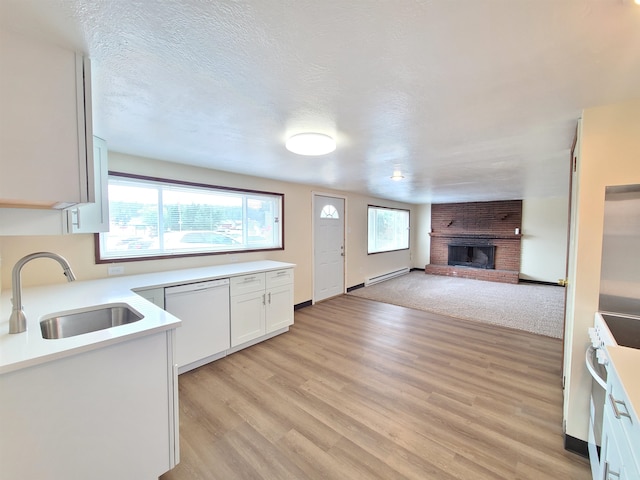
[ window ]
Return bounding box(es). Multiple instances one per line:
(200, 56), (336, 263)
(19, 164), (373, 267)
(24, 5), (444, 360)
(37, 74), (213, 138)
(320, 204), (339, 219)
(98, 173), (283, 262)
(367, 205), (410, 254)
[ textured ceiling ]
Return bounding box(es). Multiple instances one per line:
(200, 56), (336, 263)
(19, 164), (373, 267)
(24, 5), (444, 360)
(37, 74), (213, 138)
(1, 0), (639, 204)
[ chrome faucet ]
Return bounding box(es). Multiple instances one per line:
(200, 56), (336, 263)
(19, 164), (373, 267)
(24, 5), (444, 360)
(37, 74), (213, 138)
(9, 252), (76, 334)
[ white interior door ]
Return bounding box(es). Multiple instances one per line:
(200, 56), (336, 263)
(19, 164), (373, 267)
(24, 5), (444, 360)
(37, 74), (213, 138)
(313, 194), (345, 302)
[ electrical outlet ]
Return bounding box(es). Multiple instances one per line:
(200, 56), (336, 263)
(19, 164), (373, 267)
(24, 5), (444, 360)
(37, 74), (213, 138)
(108, 265), (124, 276)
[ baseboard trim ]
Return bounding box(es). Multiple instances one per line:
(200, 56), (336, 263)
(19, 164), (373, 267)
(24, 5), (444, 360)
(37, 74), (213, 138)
(294, 300), (312, 310)
(519, 278), (564, 287)
(347, 283), (365, 292)
(563, 434), (589, 458)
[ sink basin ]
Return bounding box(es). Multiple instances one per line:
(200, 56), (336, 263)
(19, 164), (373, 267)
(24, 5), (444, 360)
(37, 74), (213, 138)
(40, 304), (144, 339)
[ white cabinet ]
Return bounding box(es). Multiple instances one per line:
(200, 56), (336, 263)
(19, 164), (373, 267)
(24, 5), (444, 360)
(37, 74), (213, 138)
(601, 362), (640, 479)
(66, 136), (109, 233)
(0, 329), (179, 479)
(230, 268), (294, 348)
(0, 28), (93, 209)
(266, 268), (295, 332)
(0, 135), (108, 236)
(230, 273), (267, 347)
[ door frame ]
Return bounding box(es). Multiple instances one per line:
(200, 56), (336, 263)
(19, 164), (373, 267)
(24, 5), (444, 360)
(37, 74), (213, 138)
(312, 192), (347, 304)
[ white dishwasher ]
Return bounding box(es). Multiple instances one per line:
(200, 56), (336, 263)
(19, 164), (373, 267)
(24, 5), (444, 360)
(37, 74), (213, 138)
(165, 278), (230, 373)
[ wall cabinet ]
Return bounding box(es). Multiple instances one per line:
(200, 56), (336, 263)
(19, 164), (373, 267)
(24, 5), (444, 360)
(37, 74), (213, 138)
(0, 28), (94, 208)
(66, 136), (109, 233)
(0, 136), (109, 236)
(230, 268), (294, 347)
(0, 329), (179, 479)
(601, 362), (640, 479)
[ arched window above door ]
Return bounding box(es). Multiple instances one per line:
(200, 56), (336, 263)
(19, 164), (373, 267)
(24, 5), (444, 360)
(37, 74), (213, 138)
(320, 204), (339, 219)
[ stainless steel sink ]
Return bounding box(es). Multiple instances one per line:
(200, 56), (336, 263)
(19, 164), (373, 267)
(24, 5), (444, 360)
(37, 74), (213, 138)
(40, 304), (144, 339)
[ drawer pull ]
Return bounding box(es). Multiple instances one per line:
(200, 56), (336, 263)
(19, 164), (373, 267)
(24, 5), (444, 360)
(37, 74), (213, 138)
(609, 393), (632, 423)
(604, 461), (621, 479)
(243, 276), (256, 282)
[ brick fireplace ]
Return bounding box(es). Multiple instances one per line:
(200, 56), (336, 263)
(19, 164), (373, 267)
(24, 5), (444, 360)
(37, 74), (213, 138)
(425, 200), (522, 284)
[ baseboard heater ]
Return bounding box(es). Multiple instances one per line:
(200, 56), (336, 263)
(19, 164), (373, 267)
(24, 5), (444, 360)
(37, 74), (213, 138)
(365, 267), (410, 286)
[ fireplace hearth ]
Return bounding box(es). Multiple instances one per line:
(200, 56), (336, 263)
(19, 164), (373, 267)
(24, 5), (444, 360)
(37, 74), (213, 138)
(448, 244), (496, 269)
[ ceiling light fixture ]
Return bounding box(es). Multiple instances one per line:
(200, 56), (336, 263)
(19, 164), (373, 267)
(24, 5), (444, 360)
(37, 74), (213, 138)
(390, 170), (405, 181)
(285, 133), (336, 156)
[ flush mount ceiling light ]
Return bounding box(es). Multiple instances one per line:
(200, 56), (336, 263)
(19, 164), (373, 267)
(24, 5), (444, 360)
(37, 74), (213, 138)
(390, 170), (405, 181)
(285, 133), (336, 156)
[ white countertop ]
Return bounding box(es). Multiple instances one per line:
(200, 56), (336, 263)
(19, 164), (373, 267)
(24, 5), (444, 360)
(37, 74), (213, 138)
(0, 260), (294, 374)
(606, 345), (640, 422)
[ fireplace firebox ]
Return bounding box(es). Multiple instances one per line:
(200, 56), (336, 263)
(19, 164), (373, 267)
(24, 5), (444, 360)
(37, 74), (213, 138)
(448, 244), (496, 269)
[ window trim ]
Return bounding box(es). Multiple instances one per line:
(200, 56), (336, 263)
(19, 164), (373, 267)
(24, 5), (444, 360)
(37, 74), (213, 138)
(367, 204), (410, 255)
(95, 172), (285, 264)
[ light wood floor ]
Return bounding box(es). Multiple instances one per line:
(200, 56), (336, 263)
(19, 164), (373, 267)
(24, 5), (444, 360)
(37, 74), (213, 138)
(160, 295), (590, 480)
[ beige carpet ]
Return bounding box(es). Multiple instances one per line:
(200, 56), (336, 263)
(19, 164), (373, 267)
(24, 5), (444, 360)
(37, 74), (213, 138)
(348, 271), (565, 338)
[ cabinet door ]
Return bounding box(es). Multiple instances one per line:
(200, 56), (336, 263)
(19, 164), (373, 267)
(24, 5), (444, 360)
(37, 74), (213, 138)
(266, 284), (294, 333)
(67, 136), (109, 233)
(602, 378), (640, 479)
(0, 135), (106, 235)
(230, 290), (265, 347)
(0, 207), (65, 235)
(0, 330), (175, 479)
(0, 29), (91, 207)
(602, 408), (627, 480)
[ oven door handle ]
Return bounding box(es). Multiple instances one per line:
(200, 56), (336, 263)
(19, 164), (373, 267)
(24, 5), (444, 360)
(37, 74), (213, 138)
(585, 346), (607, 389)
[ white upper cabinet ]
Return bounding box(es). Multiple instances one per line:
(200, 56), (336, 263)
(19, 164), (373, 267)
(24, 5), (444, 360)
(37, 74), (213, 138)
(0, 28), (93, 209)
(0, 135), (108, 235)
(66, 136), (109, 233)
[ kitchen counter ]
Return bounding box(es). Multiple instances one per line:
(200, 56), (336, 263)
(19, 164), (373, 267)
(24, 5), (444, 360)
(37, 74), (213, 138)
(0, 260), (294, 374)
(606, 345), (640, 422)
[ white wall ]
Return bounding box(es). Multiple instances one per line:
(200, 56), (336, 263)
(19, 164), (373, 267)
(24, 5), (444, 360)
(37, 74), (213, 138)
(520, 196), (569, 283)
(413, 203), (432, 268)
(563, 99), (640, 442)
(0, 152), (416, 305)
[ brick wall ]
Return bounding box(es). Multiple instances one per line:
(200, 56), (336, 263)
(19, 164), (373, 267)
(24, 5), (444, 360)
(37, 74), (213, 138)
(425, 200), (522, 284)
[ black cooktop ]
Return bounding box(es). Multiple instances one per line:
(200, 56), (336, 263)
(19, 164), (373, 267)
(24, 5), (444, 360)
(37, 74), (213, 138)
(601, 313), (640, 349)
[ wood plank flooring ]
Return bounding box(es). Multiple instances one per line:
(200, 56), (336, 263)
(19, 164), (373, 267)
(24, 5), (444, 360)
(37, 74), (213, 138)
(160, 295), (590, 480)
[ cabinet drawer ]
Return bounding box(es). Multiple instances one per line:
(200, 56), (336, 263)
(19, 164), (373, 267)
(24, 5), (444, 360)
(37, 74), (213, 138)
(608, 369), (640, 465)
(230, 273), (266, 296)
(266, 268), (294, 288)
